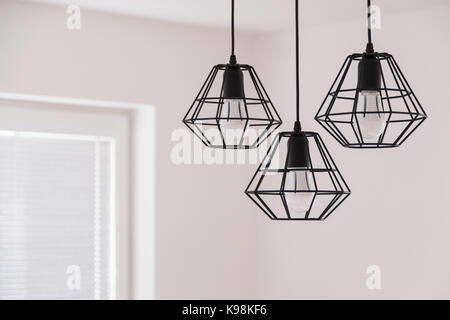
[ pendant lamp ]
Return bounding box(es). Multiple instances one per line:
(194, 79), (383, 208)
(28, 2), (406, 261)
(245, 0), (350, 221)
(315, 0), (427, 148)
(183, 0), (282, 149)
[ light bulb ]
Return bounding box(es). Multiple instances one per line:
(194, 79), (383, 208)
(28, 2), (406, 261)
(285, 170), (314, 215)
(220, 98), (245, 134)
(355, 90), (387, 140)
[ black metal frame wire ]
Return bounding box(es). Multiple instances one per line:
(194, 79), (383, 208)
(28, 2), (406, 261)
(183, 64), (282, 149)
(245, 131), (351, 221)
(315, 52), (427, 148)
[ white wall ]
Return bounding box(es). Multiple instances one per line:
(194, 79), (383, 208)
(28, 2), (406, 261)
(1, 0), (450, 299)
(251, 3), (450, 299)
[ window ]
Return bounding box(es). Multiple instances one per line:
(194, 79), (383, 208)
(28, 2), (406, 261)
(0, 131), (115, 299)
(0, 97), (131, 299)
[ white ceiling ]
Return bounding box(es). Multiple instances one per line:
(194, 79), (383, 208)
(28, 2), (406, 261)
(26, 0), (449, 33)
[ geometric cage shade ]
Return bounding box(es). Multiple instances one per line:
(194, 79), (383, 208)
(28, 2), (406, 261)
(245, 131), (351, 220)
(315, 52), (427, 148)
(183, 63), (282, 149)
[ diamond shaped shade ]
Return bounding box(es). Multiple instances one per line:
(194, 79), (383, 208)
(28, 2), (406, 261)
(183, 64), (282, 149)
(315, 53), (427, 148)
(245, 131), (350, 221)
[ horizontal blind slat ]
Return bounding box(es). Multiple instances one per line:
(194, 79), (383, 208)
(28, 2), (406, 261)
(0, 132), (113, 300)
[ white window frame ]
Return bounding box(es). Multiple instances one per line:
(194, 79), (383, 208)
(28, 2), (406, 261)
(0, 92), (156, 300)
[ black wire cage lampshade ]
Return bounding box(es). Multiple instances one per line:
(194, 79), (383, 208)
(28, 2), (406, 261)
(245, 0), (350, 221)
(245, 131), (350, 220)
(315, 0), (427, 148)
(183, 0), (282, 149)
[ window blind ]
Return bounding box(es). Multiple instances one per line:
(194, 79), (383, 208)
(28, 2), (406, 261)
(0, 131), (115, 299)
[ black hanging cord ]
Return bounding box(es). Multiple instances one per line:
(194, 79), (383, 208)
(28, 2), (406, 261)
(294, 0), (301, 131)
(230, 0), (237, 64)
(367, 0), (372, 44)
(366, 0), (374, 53)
